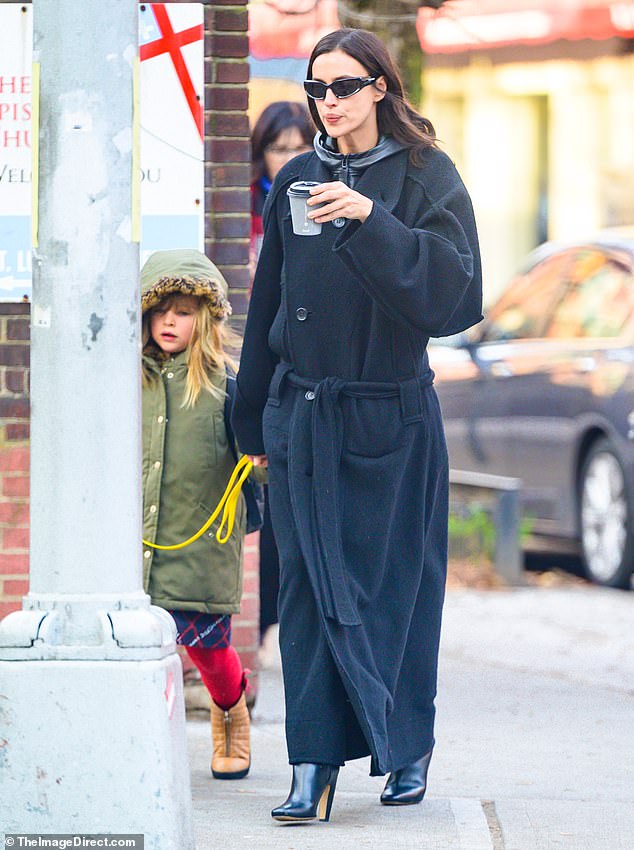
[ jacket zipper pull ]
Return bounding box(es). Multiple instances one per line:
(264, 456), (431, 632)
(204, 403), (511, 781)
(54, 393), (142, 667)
(340, 154), (349, 186)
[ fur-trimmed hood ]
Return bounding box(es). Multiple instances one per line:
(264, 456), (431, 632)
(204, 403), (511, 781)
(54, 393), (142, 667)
(140, 249), (231, 319)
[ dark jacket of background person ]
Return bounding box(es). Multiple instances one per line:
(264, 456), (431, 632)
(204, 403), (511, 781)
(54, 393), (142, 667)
(232, 143), (482, 774)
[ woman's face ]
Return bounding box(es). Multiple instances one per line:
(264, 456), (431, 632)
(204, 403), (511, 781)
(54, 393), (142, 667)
(263, 127), (312, 182)
(310, 49), (385, 154)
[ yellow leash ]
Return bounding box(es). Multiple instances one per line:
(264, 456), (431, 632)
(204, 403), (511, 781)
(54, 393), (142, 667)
(142, 455), (253, 550)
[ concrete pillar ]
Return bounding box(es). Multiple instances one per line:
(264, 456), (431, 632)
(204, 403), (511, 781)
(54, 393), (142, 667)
(0, 2), (193, 844)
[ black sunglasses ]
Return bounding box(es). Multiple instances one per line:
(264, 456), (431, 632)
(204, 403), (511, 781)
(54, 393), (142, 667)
(303, 76), (377, 100)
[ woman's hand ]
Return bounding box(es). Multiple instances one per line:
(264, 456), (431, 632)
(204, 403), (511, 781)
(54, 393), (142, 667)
(307, 181), (373, 224)
(248, 454), (268, 469)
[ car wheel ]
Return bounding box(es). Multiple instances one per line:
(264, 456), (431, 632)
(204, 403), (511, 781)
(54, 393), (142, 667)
(579, 438), (633, 588)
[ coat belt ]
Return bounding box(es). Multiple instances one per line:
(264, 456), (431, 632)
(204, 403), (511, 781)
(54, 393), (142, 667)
(268, 364), (434, 627)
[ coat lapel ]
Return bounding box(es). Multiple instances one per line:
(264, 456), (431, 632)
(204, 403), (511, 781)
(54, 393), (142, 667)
(353, 150), (408, 213)
(299, 154), (332, 186)
(298, 149), (409, 214)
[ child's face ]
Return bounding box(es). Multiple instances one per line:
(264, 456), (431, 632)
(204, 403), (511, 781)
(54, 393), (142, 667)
(150, 295), (199, 354)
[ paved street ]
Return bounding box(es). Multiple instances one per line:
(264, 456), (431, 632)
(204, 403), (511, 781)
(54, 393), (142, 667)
(188, 585), (634, 849)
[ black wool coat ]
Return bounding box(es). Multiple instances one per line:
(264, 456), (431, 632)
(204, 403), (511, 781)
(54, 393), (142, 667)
(232, 145), (482, 774)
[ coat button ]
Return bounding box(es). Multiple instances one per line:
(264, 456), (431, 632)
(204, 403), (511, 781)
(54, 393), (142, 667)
(305, 390), (315, 401)
(157, 415), (164, 424)
(154, 460), (161, 469)
(144, 550), (151, 559)
(149, 504), (157, 514)
(296, 307), (308, 322)
(167, 372), (174, 379)
(333, 217), (346, 228)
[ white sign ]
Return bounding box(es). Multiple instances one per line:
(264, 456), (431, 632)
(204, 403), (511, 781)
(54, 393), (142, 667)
(0, 5), (32, 299)
(0, 3), (205, 301)
(139, 2), (204, 266)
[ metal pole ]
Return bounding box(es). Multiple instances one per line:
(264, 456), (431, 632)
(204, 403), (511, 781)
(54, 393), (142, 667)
(493, 488), (523, 586)
(0, 2), (193, 842)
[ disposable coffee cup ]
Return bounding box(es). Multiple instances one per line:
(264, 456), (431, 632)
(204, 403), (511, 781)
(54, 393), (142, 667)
(287, 181), (322, 236)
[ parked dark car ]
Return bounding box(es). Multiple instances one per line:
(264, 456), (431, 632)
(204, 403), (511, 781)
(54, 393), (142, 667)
(430, 233), (634, 588)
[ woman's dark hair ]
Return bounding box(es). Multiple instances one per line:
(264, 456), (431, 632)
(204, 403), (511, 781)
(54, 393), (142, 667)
(306, 28), (436, 166)
(251, 101), (315, 182)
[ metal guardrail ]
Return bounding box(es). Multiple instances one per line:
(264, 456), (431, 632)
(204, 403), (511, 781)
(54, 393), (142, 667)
(449, 469), (523, 585)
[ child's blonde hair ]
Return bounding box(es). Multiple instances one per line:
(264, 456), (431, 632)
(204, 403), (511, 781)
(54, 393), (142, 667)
(142, 295), (239, 408)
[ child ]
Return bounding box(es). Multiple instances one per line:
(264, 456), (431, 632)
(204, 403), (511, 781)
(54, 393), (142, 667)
(141, 248), (250, 780)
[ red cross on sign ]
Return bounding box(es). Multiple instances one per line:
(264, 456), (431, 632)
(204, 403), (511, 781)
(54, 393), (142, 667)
(140, 4), (204, 140)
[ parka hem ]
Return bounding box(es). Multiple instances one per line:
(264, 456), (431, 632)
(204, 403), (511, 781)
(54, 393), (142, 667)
(151, 599), (240, 616)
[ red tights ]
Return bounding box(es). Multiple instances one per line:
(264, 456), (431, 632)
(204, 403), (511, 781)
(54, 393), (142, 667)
(185, 645), (245, 710)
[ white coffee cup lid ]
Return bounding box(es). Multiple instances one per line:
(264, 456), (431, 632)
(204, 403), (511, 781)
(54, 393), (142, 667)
(287, 181), (320, 197)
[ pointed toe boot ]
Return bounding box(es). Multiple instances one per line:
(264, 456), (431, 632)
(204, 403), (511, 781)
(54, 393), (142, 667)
(380, 750), (432, 806)
(210, 691), (251, 780)
(272, 763), (339, 823)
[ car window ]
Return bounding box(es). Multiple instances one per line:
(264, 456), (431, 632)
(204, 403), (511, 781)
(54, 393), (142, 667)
(546, 250), (634, 339)
(483, 252), (572, 341)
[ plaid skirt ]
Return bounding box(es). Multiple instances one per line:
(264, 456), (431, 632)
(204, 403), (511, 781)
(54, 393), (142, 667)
(169, 610), (232, 649)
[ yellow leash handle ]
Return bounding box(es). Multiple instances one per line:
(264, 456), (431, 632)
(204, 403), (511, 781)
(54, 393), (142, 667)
(142, 455), (253, 550)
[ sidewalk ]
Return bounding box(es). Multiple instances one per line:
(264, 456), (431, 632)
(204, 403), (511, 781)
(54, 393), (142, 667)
(187, 586), (634, 849)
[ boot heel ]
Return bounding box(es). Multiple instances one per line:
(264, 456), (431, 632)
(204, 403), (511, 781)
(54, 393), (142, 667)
(318, 769), (339, 821)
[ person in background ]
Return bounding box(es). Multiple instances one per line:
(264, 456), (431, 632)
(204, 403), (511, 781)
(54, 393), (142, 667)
(251, 100), (314, 276)
(249, 101), (314, 662)
(233, 28), (482, 824)
(141, 249), (251, 781)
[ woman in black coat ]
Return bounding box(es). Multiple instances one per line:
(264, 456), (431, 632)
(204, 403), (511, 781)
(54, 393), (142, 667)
(232, 27), (482, 824)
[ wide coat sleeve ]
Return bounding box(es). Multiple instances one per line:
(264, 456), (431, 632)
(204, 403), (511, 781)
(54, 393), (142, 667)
(333, 150), (483, 337)
(231, 180), (285, 455)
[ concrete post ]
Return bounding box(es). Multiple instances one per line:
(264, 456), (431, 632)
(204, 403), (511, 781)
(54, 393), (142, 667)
(0, 2), (194, 844)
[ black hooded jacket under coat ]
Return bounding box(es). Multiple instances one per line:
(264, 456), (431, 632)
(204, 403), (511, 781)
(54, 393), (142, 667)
(232, 143), (482, 774)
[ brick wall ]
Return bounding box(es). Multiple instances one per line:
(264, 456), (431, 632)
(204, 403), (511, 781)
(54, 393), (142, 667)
(0, 303), (30, 621)
(204, 0), (252, 337)
(203, 0), (258, 685)
(0, 0), (260, 689)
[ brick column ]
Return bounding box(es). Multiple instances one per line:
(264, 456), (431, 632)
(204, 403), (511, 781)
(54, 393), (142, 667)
(204, 1), (259, 696)
(204, 1), (251, 336)
(0, 303), (30, 621)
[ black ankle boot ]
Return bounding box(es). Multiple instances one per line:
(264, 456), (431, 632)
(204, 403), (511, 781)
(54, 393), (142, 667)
(271, 763), (340, 823)
(380, 750), (432, 806)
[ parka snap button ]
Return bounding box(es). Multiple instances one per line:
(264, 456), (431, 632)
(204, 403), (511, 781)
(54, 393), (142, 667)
(154, 461), (161, 469)
(149, 505), (157, 513)
(144, 550), (151, 559)
(305, 391), (315, 401)
(157, 416), (164, 424)
(296, 307), (308, 321)
(167, 372), (174, 379)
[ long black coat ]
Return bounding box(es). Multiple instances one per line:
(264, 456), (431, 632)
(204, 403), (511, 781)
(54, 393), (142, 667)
(232, 145), (482, 774)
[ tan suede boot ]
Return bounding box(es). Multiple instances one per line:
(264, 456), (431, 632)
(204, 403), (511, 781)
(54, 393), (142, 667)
(210, 691), (251, 779)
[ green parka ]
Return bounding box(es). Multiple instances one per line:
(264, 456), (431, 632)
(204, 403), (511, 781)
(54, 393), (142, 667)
(141, 250), (245, 614)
